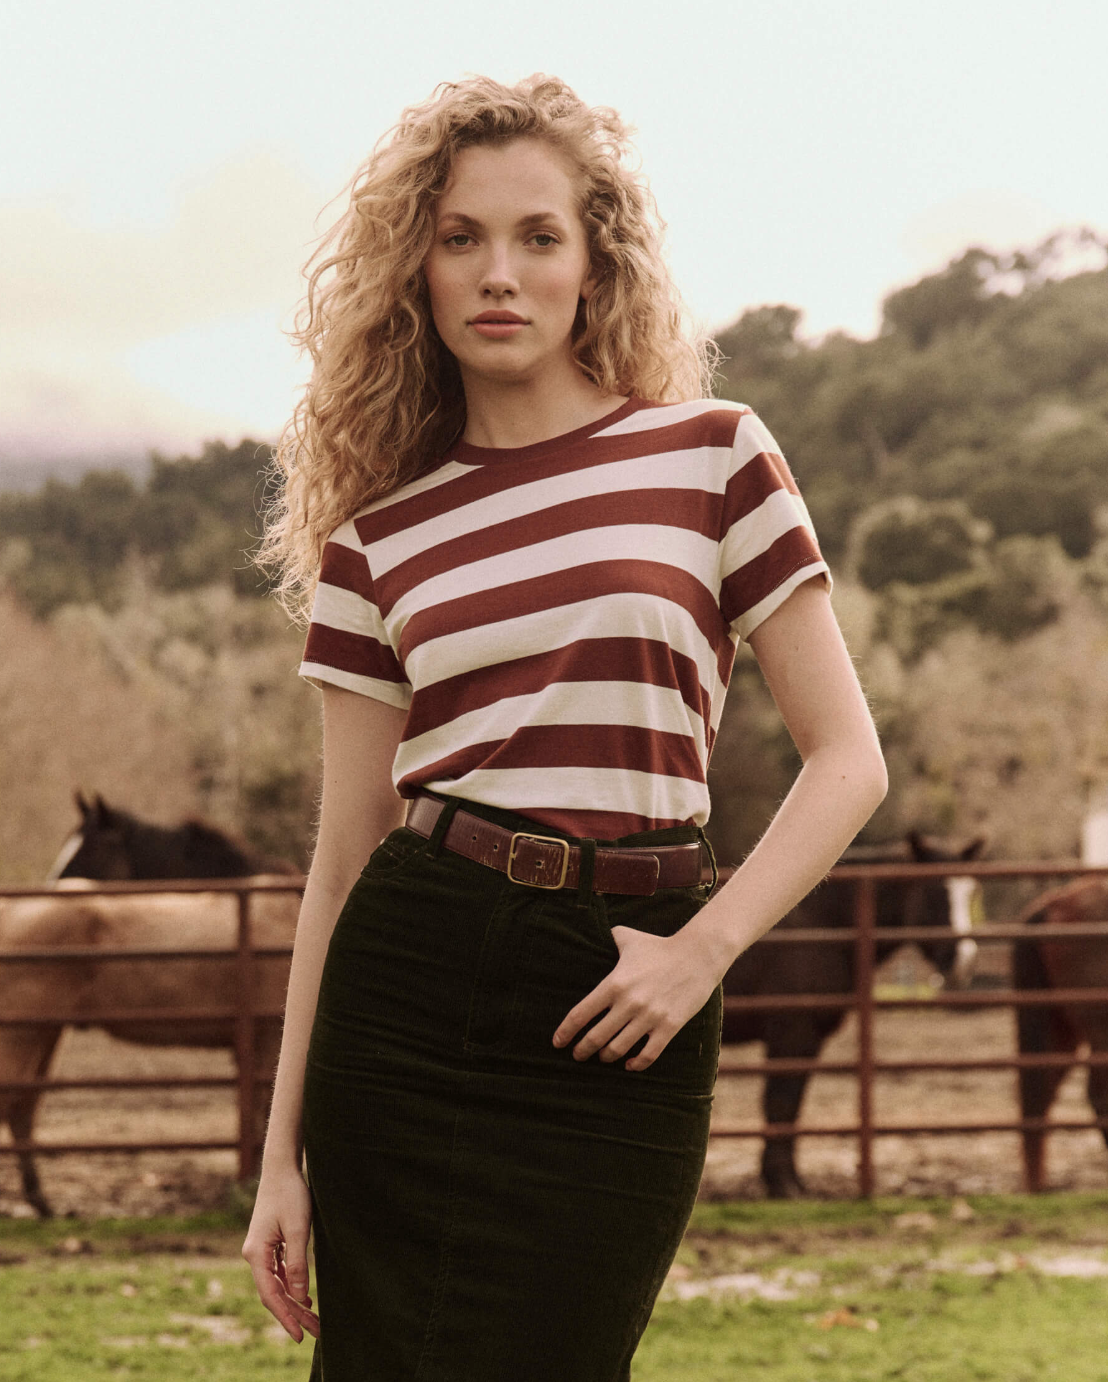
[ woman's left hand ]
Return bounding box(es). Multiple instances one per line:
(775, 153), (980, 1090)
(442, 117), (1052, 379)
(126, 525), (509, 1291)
(553, 925), (724, 1071)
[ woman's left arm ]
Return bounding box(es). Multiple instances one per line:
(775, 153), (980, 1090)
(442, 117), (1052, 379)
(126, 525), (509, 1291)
(554, 578), (887, 1070)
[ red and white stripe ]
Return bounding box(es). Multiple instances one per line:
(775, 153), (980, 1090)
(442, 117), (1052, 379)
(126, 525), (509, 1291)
(301, 396), (829, 839)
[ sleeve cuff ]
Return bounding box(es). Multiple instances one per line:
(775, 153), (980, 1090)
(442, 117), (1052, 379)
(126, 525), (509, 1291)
(298, 660), (413, 710)
(732, 561), (832, 642)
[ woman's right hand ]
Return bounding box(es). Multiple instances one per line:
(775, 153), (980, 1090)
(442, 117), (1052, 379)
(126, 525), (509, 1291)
(239, 691), (407, 1345)
(241, 1164), (321, 1343)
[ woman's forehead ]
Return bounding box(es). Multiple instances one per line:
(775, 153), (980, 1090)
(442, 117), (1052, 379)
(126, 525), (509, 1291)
(437, 139), (581, 218)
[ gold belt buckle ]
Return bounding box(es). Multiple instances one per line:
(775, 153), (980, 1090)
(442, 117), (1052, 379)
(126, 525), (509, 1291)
(507, 832), (571, 889)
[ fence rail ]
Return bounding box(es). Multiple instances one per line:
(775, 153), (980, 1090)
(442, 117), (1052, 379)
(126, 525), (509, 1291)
(0, 877), (302, 1182)
(2, 861), (1108, 1195)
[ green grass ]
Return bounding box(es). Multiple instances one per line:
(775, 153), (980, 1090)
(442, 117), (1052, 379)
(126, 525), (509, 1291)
(635, 1194), (1108, 1381)
(0, 1213), (303, 1381)
(2, 1197), (1107, 1380)
(637, 1278), (1108, 1382)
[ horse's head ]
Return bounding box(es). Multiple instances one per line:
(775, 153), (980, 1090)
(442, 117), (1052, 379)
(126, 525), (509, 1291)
(47, 791), (298, 881)
(46, 792), (136, 881)
(904, 831), (987, 989)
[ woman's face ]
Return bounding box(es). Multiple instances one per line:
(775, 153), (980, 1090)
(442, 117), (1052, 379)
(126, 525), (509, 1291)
(423, 138), (596, 389)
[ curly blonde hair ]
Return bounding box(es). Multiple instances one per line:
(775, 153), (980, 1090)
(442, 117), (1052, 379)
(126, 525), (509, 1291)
(259, 73), (718, 621)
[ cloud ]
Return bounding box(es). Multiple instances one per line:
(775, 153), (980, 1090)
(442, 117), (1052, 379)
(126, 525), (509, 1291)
(0, 357), (269, 465)
(126, 310), (310, 440)
(899, 191), (1064, 274)
(0, 150), (322, 461)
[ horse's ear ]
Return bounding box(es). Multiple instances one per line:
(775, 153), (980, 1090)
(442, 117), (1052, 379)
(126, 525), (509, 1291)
(906, 830), (938, 862)
(961, 835), (989, 861)
(92, 794), (122, 828)
(75, 789), (90, 819)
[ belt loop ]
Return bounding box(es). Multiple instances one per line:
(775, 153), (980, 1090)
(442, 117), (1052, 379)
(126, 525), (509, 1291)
(698, 828), (719, 895)
(575, 838), (597, 908)
(426, 794), (461, 857)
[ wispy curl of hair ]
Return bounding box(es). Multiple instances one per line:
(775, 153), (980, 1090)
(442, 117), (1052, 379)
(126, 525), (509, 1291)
(257, 73), (718, 622)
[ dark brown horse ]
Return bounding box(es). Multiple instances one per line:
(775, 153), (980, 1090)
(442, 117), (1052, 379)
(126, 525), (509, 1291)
(47, 792), (298, 882)
(1013, 877), (1108, 1191)
(721, 833), (986, 1197)
(3, 794), (299, 1218)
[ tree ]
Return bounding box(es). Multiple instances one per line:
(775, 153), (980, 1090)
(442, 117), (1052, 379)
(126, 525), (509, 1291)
(1, 440), (274, 616)
(881, 248), (1001, 348)
(850, 498), (989, 590)
(714, 304), (804, 381)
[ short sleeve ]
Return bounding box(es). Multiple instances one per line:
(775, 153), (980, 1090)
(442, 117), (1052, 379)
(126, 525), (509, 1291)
(299, 518), (413, 708)
(718, 411), (831, 641)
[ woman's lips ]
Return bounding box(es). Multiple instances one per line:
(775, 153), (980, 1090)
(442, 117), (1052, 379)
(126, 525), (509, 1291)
(471, 320), (527, 339)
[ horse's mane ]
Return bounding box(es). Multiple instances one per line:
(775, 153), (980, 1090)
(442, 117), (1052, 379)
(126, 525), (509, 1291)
(76, 796), (299, 878)
(172, 816), (300, 877)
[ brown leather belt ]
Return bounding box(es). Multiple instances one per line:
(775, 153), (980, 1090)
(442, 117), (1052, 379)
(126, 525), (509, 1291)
(405, 794), (713, 896)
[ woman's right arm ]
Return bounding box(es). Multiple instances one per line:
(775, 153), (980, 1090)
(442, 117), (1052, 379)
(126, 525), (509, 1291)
(241, 684), (408, 1342)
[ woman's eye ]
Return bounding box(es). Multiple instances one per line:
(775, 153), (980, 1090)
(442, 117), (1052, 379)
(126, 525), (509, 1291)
(531, 233), (557, 247)
(445, 233), (472, 247)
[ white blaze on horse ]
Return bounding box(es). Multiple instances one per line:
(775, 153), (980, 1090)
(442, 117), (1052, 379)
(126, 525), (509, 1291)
(945, 875), (982, 989)
(2, 794), (301, 1218)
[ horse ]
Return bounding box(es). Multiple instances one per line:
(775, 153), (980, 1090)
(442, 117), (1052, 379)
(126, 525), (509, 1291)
(720, 832), (986, 1198)
(1013, 877), (1108, 1191)
(2, 795), (301, 1218)
(48, 791), (299, 882)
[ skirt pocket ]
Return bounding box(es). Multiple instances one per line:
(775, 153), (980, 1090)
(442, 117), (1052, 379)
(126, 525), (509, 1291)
(360, 825), (428, 881)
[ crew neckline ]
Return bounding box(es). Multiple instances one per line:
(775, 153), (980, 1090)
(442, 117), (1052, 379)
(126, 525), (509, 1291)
(448, 396), (645, 466)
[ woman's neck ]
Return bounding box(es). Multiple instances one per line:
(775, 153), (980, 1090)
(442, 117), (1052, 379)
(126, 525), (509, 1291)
(460, 373), (627, 450)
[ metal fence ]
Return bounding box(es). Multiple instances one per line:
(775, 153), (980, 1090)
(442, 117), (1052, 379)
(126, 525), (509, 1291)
(2, 861), (1107, 1196)
(712, 860), (1108, 1195)
(0, 876), (301, 1182)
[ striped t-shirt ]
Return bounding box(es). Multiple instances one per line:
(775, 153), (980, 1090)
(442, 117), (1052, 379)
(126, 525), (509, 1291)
(300, 396), (829, 840)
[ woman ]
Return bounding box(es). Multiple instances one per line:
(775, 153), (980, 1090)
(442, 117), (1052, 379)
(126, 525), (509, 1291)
(243, 73), (886, 1381)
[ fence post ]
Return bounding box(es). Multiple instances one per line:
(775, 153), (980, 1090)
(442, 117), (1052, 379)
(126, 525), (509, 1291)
(855, 877), (877, 1197)
(235, 888), (257, 1182)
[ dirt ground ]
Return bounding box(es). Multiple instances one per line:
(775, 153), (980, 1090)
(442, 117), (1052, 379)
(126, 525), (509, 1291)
(3, 976), (1107, 1218)
(705, 1002), (1108, 1201)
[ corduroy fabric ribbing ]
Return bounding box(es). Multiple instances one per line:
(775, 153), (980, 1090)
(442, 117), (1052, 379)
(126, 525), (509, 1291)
(302, 793), (722, 1382)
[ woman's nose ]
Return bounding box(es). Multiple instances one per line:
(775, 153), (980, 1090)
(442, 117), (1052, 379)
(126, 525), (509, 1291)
(479, 245), (519, 297)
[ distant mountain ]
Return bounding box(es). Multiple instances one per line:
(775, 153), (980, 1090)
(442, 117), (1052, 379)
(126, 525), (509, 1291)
(0, 453), (153, 493)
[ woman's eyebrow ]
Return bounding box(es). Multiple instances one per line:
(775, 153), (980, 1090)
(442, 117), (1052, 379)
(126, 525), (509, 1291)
(516, 211), (568, 229)
(436, 210), (569, 230)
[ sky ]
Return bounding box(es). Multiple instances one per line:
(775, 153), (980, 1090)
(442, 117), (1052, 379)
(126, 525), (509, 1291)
(3, 0), (1107, 471)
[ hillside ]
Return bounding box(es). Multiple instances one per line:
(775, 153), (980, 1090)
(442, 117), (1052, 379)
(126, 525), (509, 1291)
(716, 233), (1108, 567)
(0, 440), (276, 617)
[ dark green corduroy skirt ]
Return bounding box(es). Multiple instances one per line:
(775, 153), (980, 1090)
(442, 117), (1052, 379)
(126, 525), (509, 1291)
(302, 793), (722, 1382)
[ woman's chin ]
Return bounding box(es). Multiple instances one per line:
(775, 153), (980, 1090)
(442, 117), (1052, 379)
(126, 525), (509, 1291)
(458, 356), (544, 389)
